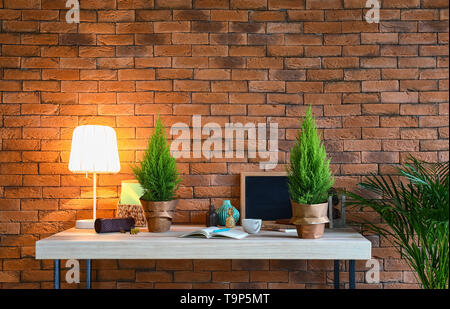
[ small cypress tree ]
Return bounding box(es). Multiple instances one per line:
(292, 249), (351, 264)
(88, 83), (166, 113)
(287, 105), (334, 204)
(132, 116), (181, 201)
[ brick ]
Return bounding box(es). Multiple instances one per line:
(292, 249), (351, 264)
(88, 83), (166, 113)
(361, 57), (397, 68)
(228, 46), (264, 57)
(231, 0), (267, 9)
(154, 21), (190, 32)
(248, 34), (284, 45)
(249, 81), (285, 92)
(323, 57), (359, 68)
(342, 116), (379, 128)
(325, 82), (360, 93)
(230, 22), (265, 33)
(304, 22), (341, 33)
(136, 81), (172, 91)
(174, 80), (210, 92)
(155, 92), (190, 103)
(362, 152), (399, 163)
(361, 33), (399, 44)
(381, 21), (417, 32)
(270, 70), (305, 81)
(155, 0), (191, 8)
(419, 116), (449, 127)
(0, 58), (19, 70)
(2, 45), (40, 57)
(173, 104), (210, 115)
(268, 0), (305, 9)
(286, 34), (322, 46)
(382, 69), (419, 80)
(4, 69), (40, 80)
(99, 10), (136, 22)
(248, 104), (285, 116)
(230, 93), (265, 104)
(287, 82), (323, 93)
(423, 0), (449, 8)
(324, 128), (361, 140)
(23, 81), (59, 93)
(344, 69), (380, 81)
(3, 21), (39, 33)
(363, 128), (401, 139)
(343, 140), (381, 151)
(309, 69), (343, 81)
(135, 34), (171, 45)
(326, 9), (362, 21)
(212, 271), (249, 282)
(97, 34), (134, 45)
(380, 116), (418, 127)
(285, 58), (321, 69)
(343, 45), (379, 56)
(400, 104), (438, 115)
(157, 69), (193, 80)
(421, 140), (449, 151)
(304, 93), (341, 105)
(362, 81), (399, 92)
(383, 140), (419, 152)
(21, 58), (59, 69)
(211, 10), (248, 21)
(420, 91), (449, 103)
(172, 57), (208, 68)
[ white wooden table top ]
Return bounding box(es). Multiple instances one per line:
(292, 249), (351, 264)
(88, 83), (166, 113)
(35, 225), (371, 260)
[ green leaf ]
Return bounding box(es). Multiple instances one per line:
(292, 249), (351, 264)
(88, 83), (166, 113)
(346, 157), (449, 289)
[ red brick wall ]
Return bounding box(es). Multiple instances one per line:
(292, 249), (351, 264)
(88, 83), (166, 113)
(0, 0), (448, 289)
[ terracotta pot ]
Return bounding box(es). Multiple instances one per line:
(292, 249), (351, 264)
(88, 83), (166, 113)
(290, 200), (329, 225)
(296, 224), (325, 239)
(140, 199), (178, 232)
(290, 200), (329, 239)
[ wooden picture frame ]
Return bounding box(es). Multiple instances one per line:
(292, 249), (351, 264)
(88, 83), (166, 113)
(240, 171), (288, 224)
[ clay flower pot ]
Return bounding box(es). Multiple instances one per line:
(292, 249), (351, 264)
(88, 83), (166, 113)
(295, 224), (325, 239)
(290, 200), (329, 239)
(140, 199), (178, 232)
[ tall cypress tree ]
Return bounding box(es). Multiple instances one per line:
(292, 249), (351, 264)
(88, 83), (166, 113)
(132, 116), (181, 201)
(287, 105), (334, 204)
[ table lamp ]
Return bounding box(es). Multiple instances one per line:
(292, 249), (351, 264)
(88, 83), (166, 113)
(69, 125), (120, 229)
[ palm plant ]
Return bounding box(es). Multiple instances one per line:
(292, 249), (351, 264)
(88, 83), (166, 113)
(347, 157), (449, 289)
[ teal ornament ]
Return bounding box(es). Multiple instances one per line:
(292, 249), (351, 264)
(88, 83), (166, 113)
(216, 200), (240, 226)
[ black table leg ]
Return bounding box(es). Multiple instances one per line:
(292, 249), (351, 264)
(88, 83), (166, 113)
(333, 260), (340, 289)
(54, 260), (60, 289)
(86, 259), (92, 289)
(349, 260), (356, 289)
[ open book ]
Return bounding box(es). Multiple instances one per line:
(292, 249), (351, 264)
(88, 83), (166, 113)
(179, 227), (248, 239)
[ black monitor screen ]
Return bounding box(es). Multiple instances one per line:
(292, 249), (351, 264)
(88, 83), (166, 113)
(244, 176), (292, 221)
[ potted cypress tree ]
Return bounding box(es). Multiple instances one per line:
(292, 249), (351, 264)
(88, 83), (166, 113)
(132, 116), (181, 232)
(287, 106), (334, 239)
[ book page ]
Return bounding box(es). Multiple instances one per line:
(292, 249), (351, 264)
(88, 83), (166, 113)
(179, 227), (216, 238)
(212, 229), (248, 239)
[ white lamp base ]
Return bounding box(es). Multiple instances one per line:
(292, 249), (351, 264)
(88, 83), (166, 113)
(76, 219), (95, 229)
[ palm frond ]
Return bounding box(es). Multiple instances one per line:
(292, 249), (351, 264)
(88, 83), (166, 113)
(346, 158), (449, 289)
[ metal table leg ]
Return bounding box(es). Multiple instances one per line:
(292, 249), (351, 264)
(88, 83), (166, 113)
(86, 259), (92, 289)
(349, 260), (356, 289)
(333, 260), (340, 289)
(54, 260), (60, 289)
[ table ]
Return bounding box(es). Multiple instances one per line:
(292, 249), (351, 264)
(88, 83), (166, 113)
(35, 225), (372, 289)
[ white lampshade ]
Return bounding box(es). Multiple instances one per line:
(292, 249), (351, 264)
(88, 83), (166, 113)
(69, 125), (120, 173)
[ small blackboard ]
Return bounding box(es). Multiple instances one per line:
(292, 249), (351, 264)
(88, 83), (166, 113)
(240, 172), (292, 221)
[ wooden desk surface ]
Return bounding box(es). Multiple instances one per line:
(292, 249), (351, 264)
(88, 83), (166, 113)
(35, 225), (371, 260)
